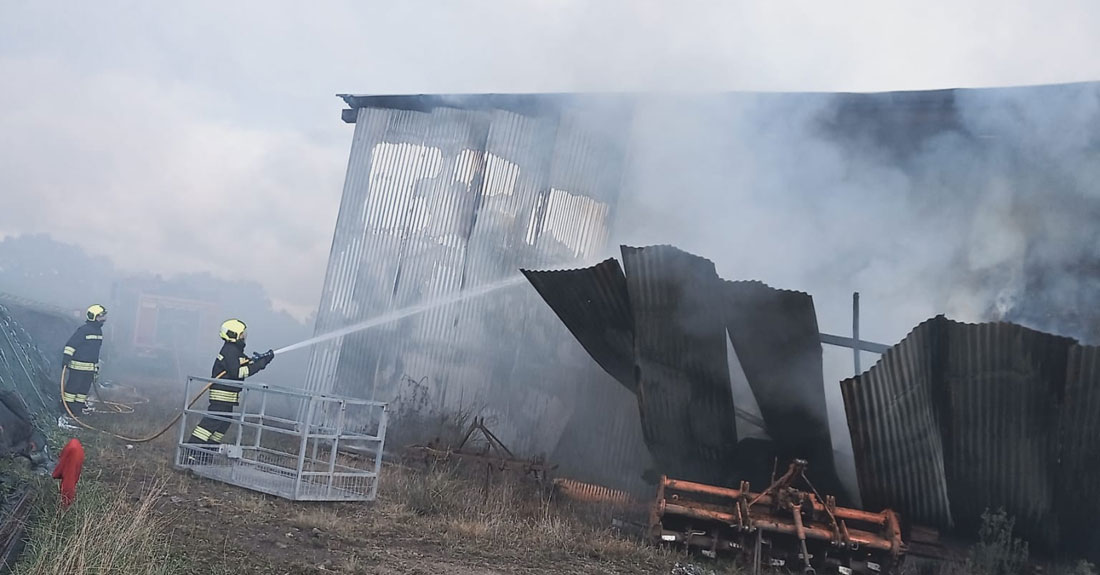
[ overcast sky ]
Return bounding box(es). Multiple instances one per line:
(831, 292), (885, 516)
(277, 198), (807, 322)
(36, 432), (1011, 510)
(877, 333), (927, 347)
(1, 1), (1097, 320)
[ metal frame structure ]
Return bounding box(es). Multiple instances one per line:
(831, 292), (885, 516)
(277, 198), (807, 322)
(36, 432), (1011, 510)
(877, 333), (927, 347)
(819, 292), (890, 374)
(175, 376), (388, 502)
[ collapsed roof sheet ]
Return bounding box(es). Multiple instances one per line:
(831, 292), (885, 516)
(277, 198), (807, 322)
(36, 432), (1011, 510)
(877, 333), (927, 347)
(841, 316), (1093, 555)
(521, 258), (635, 392)
(524, 245), (840, 492)
(722, 280), (840, 495)
(621, 245), (739, 484)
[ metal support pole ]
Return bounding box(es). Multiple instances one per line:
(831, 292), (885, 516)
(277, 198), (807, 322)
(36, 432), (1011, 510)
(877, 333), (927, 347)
(853, 292), (861, 375)
(371, 406), (388, 499)
(234, 387), (246, 453)
(294, 398), (316, 500)
(175, 376), (193, 466)
(326, 400), (346, 498)
(254, 385), (268, 451)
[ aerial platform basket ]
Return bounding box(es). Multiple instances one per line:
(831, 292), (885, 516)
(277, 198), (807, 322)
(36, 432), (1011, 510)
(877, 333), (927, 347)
(175, 376), (388, 502)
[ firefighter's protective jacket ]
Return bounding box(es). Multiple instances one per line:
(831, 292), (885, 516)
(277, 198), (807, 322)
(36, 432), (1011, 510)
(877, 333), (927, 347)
(62, 321), (104, 372)
(209, 341), (270, 404)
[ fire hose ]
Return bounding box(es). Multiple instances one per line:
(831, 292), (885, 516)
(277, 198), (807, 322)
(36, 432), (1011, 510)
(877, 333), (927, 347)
(58, 349), (273, 443)
(59, 367), (223, 443)
(87, 378), (148, 414)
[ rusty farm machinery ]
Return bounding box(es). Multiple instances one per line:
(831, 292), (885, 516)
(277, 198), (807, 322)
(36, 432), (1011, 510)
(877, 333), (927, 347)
(405, 416), (557, 489)
(650, 459), (905, 575)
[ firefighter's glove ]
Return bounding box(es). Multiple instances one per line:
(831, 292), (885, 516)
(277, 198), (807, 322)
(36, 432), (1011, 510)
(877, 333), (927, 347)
(252, 350), (275, 370)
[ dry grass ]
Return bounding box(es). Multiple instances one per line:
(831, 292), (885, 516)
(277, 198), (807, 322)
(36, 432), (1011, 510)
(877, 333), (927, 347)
(378, 461), (734, 572)
(22, 393), (741, 574)
(14, 475), (176, 575)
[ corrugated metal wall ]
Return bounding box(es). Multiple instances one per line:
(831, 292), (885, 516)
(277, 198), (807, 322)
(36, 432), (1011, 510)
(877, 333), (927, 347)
(0, 300), (76, 416)
(306, 102), (652, 494)
(841, 315), (1100, 555)
(841, 317), (952, 529)
(1060, 346), (1100, 553)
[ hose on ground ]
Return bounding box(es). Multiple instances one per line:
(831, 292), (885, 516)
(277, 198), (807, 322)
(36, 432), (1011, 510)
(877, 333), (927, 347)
(59, 366), (222, 443)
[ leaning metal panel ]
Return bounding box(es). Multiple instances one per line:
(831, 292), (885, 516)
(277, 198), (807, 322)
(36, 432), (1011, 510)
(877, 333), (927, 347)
(175, 376), (388, 502)
(302, 98), (653, 495)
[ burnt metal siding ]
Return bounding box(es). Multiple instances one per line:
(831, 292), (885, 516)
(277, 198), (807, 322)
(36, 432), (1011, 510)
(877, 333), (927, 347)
(722, 280), (841, 497)
(940, 321), (1071, 547)
(842, 316), (1080, 552)
(1060, 345), (1100, 554)
(307, 101), (652, 493)
(841, 317), (952, 529)
(522, 247), (851, 491)
(521, 258), (635, 391)
(621, 245), (738, 485)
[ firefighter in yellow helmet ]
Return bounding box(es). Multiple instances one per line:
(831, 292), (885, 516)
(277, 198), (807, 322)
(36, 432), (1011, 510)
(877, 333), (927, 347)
(187, 319), (274, 446)
(60, 305), (107, 423)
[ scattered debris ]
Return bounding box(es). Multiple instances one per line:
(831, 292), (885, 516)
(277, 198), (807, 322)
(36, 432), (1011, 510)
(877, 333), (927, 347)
(671, 562), (716, 575)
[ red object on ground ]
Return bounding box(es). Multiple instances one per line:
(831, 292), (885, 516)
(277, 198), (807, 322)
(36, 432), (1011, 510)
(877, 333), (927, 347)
(51, 438), (85, 509)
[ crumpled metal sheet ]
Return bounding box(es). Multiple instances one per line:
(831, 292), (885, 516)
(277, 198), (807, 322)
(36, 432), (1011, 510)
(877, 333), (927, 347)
(842, 315), (1089, 553)
(525, 245), (843, 493)
(841, 317), (952, 529)
(621, 245), (739, 485)
(721, 280), (841, 496)
(521, 258), (635, 392)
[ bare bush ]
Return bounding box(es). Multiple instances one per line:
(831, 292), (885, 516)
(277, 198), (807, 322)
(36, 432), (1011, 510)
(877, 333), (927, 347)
(966, 508), (1029, 575)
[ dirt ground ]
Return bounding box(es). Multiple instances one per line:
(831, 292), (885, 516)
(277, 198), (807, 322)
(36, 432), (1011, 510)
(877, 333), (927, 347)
(45, 381), (731, 575)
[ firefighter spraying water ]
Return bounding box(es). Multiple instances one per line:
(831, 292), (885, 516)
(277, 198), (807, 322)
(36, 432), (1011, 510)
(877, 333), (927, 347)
(57, 277), (524, 443)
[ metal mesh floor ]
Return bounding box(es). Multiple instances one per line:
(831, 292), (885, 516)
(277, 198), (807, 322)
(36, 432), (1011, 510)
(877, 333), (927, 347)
(175, 376), (387, 502)
(180, 446), (376, 502)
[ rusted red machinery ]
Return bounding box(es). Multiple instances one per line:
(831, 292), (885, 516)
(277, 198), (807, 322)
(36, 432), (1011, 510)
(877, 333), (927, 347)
(651, 460), (905, 575)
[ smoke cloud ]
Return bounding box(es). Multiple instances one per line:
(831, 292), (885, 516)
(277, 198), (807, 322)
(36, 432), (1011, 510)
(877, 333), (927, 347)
(610, 84), (1100, 494)
(3, 1), (1100, 321)
(2, 0), (1099, 497)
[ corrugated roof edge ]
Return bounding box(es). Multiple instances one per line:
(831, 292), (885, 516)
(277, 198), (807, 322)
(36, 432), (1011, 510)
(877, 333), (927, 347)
(0, 293), (80, 320)
(614, 245), (818, 298)
(519, 258), (618, 275)
(723, 278), (815, 300)
(854, 314), (1085, 373)
(336, 81), (1100, 115)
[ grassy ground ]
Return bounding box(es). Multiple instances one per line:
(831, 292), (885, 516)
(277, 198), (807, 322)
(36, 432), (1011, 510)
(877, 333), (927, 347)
(12, 387), (742, 575)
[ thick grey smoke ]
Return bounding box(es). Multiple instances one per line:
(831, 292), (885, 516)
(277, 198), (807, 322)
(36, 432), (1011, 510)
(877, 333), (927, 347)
(0, 234), (314, 394)
(611, 84), (1100, 494)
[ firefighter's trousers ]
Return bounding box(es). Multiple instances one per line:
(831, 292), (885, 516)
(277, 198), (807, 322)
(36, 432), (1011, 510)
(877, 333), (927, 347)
(63, 369), (95, 412)
(189, 399), (237, 444)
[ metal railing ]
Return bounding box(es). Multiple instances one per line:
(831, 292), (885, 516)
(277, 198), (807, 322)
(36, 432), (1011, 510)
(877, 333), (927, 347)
(175, 376), (388, 502)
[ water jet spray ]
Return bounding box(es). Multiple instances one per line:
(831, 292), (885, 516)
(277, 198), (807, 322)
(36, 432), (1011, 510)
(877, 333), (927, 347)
(272, 276), (528, 356)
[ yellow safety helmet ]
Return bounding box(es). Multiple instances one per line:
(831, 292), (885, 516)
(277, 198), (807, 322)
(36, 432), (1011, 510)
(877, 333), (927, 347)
(86, 304), (107, 322)
(220, 318), (247, 343)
